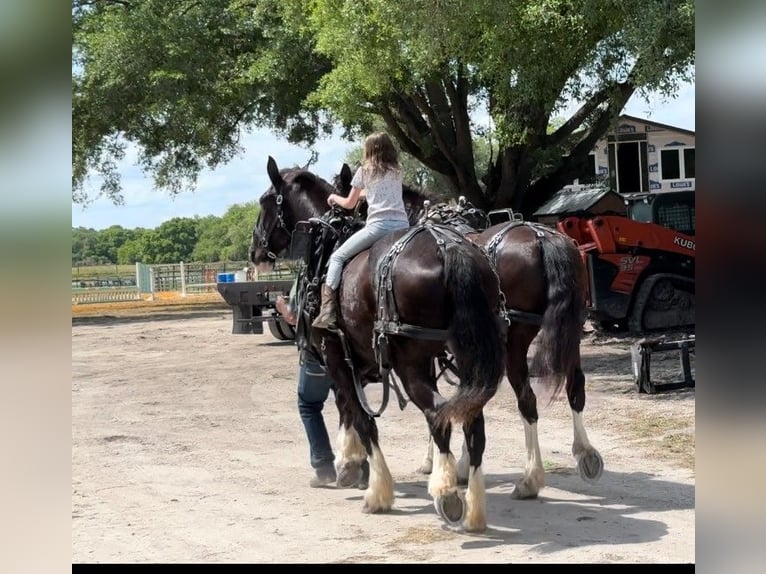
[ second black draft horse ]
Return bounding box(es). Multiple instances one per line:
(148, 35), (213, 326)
(334, 165), (604, 499)
(250, 157), (506, 532)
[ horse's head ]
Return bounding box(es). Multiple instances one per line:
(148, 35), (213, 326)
(333, 162), (354, 195)
(250, 156), (292, 272)
(250, 156), (335, 272)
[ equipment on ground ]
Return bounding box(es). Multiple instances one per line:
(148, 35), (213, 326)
(558, 190), (695, 333)
(216, 279), (296, 340)
(630, 334), (695, 394)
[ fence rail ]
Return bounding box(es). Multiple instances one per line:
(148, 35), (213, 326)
(72, 287), (142, 305)
(72, 260), (300, 305)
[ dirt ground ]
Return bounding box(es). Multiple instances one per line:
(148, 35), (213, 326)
(71, 302), (695, 564)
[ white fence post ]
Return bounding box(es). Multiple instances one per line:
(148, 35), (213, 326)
(180, 261), (187, 297)
(149, 267), (155, 301)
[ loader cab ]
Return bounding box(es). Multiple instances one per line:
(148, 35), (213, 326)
(623, 190), (695, 236)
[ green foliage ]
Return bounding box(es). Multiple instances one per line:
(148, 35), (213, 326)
(73, 202), (261, 266)
(73, 0), (694, 214)
(73, 225), (144, 265)
(73, 0), (333, 204)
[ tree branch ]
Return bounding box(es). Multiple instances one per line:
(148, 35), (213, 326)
(522, 80), (637, 214)
(547, 85), (613, 146)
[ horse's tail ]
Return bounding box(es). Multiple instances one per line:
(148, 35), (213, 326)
(432, 243), (504, 431)
(531, 231), (586, 401)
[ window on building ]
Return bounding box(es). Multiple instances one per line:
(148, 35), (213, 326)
(661, 147), (695, 180)
(661, 150), (681, 179)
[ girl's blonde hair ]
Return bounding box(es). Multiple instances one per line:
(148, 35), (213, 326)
(362, 132), (400, 180)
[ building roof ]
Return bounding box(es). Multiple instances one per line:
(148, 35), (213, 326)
(619, 114), (695, 137)
(533, 186), (618, 217)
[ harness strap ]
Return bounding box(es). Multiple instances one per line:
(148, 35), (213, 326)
(373, 320), (451, 341)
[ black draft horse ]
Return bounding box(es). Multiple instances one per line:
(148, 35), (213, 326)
(250, 157), (505, 532)
(334, 165), (604, 499)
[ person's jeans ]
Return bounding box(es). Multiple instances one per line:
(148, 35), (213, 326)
(325, 219), (410, 290)
(297, 354), (336, 473)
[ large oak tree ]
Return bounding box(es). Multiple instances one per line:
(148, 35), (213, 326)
(73, 0), (694, 215)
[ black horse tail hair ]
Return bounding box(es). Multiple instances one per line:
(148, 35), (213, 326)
(531, 232), (586, 403)
(432, 243), (504, 432)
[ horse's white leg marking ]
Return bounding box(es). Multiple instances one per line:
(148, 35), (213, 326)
(336, 424), (366, 472)
(572, 410), (594, 456)
(571, 410), (604, 482)
(511, 417), (545, 499)
(419, 434), (434, 474)
(462, 465), (487, 532)
(364, 444), (395, 513)
(456, 438), (470, 483)
(428, 452), (457, 498)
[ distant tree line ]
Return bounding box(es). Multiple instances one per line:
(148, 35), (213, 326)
(72, 202), (260, 266)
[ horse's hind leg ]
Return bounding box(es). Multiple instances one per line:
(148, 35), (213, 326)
(461, 412), (488, 532)
(506, 326), (545, 499)
(418, 422), (469, 487)
(567, 359), (604, 483)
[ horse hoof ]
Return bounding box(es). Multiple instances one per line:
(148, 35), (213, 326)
(510, 479), (539, 500)
(337, 461), (363, 488)
(577, 450), (604, 483)
(434, 490), (466, 528)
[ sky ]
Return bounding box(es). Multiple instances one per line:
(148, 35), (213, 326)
(71, 80), (695, 231)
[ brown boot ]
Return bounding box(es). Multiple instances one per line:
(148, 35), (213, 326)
(312, 284), (338, 331)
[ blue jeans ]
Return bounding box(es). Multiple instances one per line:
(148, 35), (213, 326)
(325, 219), (410, 289)
(297, 354), (336, 472)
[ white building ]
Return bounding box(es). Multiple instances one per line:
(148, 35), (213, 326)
(569, 114), (695, 195)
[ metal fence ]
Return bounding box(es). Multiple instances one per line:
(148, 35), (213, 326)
(72, 260), (299, 305)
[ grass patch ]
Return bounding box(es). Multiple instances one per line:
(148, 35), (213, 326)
(624, 412), (695, 471)
(543, 460), (571, 473)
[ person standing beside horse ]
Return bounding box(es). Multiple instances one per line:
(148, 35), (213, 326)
(276, 287), (369, 489)
(313, 132), (410, 331)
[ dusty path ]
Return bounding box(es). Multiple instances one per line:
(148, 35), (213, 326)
(72, 309), (695, 563)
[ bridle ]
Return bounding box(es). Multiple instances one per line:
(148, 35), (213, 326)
(254, 188), (289, 262)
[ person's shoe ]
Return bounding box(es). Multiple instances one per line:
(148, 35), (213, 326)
(312, 284), (338, 331)
(309, 466), (337, 488)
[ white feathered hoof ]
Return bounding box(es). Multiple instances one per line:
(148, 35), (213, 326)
(434, 489), (466, 530)
(576, 448), (604, 483)
(510, 478), (540, 500)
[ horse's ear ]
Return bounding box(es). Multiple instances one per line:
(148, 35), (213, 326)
(339, 163), (352, 192)
(267, 156), (283, 189)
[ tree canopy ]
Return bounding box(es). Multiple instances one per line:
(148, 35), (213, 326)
(73, 0), (694, 215)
